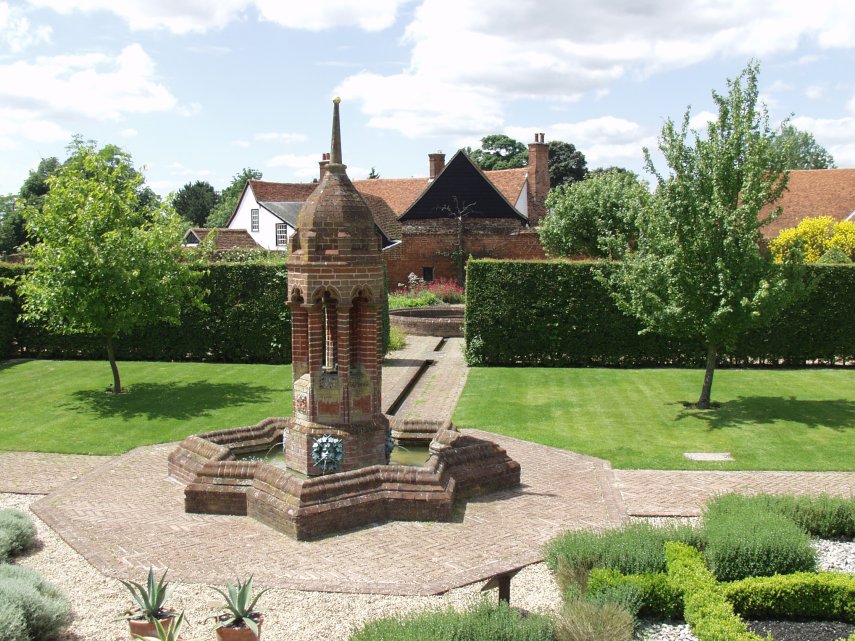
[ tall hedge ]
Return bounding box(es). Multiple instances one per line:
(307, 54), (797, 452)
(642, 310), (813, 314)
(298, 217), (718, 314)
(0, 262), (292, 363)
(0, 296), (13, 360)
(464, 260), (855, 367)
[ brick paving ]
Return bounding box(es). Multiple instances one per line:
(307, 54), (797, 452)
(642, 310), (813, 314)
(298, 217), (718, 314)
(32, 434), (622, 595)
(0, 452), (114, 494)
(7, 338), (855, 595)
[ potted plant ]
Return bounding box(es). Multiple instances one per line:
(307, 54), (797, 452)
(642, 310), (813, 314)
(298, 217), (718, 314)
(210, 576), (269, 641)
(131, 610), (191, 641)
(120, 567), (177, 639)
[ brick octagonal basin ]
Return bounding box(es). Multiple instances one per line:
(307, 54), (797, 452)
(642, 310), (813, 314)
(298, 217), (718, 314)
(168, 418), (520, 540)
(389, 304), (464, 337)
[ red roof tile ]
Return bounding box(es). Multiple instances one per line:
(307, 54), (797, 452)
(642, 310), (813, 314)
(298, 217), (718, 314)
(249, 180), (316, 202)
(760, 169), (855, 239)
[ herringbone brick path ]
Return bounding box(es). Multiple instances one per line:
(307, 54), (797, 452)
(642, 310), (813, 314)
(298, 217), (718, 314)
(615, 470), (855, 516)
(0, 452), (114, 493)
(394, 337), (468, 422)
(32, 433), (622, 595)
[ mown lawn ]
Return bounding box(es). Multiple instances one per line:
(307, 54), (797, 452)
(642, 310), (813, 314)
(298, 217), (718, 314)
(453, 368), (855, 470)
(0, 359), (292, 455)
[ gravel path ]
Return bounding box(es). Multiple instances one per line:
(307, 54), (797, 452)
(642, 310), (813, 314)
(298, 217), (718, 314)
(1, 493), (561, 641)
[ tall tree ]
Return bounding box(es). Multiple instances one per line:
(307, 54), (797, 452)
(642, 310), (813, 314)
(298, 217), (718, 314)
(173, 180), (219, 226)
(464, 135), (528, 170)
(602, 62), (799, 409)
(0, 195), (24, 256)
(19, 157), (61, 205)
(539, 169), (650, 259)
(548, 140), (588, 187)
(771, 125), (835, 170)
(21, 142), (202, 394)
(206, 168), (262, 227)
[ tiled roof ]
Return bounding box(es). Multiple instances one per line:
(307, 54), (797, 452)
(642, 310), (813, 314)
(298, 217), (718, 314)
(239, 166), (530, 242)
(250, 180), (316, 202)
(484, 168), (528, 207)
(760, 168), (855, 239)
(185, 228), (261, 250)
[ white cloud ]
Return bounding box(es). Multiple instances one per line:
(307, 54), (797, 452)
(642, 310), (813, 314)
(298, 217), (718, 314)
(267, 152), (322, 179)
(791, 113), (855, 166)
(254, 131), (307, 143)
(805, 85), (824, 100)
(0, 44), (177, 122)
(120, 128), (138, 137)
(339, 0), (855, 138)
(27, 0), (409, 34)
(0, 107), (69, 148)
(232, 139), (250, 148)
(689, 111), (718, 130)
(0, 2), (52, 52)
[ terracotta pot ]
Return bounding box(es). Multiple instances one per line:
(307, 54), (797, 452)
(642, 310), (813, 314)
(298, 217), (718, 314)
(128, 614), (176, 639)
(215, 616), (263, 641)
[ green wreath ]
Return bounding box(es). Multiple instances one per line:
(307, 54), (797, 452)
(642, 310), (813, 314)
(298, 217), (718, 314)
(311, 435), (344, 472)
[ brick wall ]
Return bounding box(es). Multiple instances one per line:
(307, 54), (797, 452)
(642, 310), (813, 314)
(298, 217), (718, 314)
(385, 219), (545, 286)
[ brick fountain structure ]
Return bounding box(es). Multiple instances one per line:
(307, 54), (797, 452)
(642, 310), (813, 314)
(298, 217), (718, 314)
(168, 99), (520, 540)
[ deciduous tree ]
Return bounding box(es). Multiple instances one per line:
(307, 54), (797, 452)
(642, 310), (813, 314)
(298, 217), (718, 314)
(21, 142), (203, 394)
(771, 125), (835, 170)
(539, 169), (649, 259)
(548, 140), (588, 187)
(602, 62), (800, 409)
(465, 134), (528, 170)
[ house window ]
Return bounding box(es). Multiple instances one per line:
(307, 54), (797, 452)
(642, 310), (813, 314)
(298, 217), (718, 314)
(275, 223), (287, 247)
(250, 208), (259, 232)
(422, 266), (434, 282)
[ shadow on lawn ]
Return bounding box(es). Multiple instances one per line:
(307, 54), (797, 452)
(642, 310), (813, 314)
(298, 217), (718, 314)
(677, 396), (855, 431)
(67, 381), (282, 420)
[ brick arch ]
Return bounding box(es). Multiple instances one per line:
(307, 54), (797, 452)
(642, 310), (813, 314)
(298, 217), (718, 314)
(349, 285), (376, 303)
(310, 285), (341, 304)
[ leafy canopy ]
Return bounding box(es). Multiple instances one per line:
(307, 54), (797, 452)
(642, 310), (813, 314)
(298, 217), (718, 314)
(602, 61), (800, 407)
(172, 180), (219, 227)
(771, 124), (835, 170)
(540, 169), (650, 259)
(20, 141), (203, 392)
(464, 135), (588, 187)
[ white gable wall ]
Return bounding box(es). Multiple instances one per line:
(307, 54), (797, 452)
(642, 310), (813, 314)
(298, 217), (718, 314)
(228, 187), (293, 251)
(515, 178), (529, 218)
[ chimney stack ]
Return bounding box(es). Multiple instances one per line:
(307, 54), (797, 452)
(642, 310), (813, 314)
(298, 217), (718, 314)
(526, 133), (549, 226)
(429, 152), (445, 180)
(319, 152), (330, 181)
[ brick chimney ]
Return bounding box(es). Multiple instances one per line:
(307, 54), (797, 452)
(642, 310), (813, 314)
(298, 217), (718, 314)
(319, 152), (330, 181)
(526, 133), (549, 226)
(428, 152), (445, 180)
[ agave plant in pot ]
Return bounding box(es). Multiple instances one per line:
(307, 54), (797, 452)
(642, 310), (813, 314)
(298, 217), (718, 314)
(120, 567), (177, 639)
(211, 576), (269, 641)
(131, 610), (189, 641)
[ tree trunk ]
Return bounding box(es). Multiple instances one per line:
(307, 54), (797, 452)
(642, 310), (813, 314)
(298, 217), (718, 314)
(696, 344), (717, 409)
(456, 217), (465, 286)
(105, 335), (122, 395)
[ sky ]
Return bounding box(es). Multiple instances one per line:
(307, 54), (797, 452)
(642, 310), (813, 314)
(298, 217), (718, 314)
(1, 0), (854, 198)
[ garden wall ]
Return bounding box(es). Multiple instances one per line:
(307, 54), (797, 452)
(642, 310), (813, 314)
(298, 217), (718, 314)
(464, 260), (855, 367)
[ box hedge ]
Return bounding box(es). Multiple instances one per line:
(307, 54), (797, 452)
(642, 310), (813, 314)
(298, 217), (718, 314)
(723, 572), (855, 623)
(464, 260), (855, 366)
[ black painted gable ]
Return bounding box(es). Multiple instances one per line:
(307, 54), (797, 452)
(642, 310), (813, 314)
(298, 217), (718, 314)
(399, 151), (527, 222)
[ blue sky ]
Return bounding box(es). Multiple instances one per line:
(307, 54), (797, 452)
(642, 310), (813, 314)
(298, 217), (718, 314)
(1, 0), (854, 197)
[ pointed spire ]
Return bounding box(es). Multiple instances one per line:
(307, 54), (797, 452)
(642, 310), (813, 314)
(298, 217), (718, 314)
(328, 97), (346, 173)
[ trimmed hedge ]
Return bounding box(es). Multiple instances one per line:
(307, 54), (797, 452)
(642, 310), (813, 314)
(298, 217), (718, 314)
(665, 542), (763, 641)
(723, 493), (855, 539)
(0, 296), (13, 360)
(2, 262), (292, 363)
(1, 261), (393, 364)
(464, 260), (855, 366)
(702, 494), (817, 581)
(588, 569), (683, 620)
(724, 572), (855, 623)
